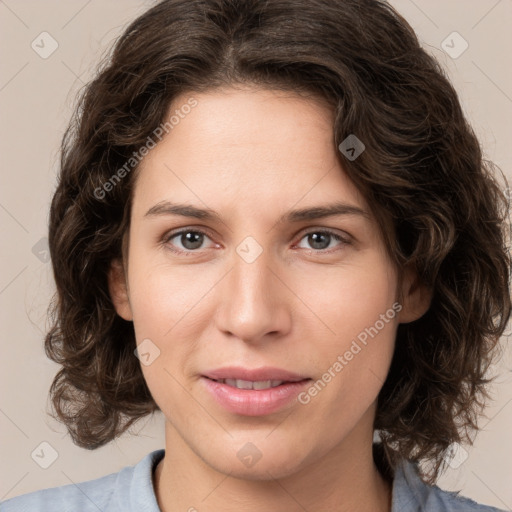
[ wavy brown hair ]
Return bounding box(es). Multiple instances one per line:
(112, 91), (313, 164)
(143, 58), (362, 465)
(45, 0), (511, 482)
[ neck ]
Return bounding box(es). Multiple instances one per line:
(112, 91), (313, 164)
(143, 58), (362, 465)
(154, 416), (392, 512)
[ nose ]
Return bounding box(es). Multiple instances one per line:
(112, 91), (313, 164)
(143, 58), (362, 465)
(214, 247), (293, 343)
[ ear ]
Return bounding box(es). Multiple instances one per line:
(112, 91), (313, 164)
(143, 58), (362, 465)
(108, 258), (133, 321)
(397, 266), (432, 324)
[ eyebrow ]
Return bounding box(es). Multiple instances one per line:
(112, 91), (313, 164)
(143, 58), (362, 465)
(144, 200), (370, 224)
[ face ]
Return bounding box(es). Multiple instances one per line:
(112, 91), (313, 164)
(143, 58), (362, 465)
(110, 86), (428, 480)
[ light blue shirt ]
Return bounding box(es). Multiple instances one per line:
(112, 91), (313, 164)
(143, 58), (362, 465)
(1, 448), (506, 511)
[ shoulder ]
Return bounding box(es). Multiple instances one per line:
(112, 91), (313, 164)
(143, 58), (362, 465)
(0, 472), (118, 512)
(392, 457), (506, 512)
(0, 449), (165, 512)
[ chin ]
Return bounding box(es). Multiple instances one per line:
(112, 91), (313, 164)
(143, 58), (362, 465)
(202, 440), (309, 481)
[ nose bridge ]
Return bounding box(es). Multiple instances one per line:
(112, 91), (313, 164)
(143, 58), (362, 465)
(215, 239), (291, 341)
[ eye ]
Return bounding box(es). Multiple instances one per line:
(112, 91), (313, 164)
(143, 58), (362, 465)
(163, 229), (216, 253)
(296, 230), (350, 251)
(162, 228), (350, 255)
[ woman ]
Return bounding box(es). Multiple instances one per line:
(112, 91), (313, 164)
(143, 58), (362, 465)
(2, 0), (510, 510)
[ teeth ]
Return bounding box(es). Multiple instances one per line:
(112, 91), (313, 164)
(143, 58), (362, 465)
(219, 379), (285, 390)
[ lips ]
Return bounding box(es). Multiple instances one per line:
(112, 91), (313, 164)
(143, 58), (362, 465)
(201, 366), (312, 415)
(202, 375), (312, 415)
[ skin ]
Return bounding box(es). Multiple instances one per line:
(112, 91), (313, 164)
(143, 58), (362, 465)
(109, 86), (431, 512)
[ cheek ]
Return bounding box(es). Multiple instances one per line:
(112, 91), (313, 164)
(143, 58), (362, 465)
(126, 257), (218, 393)
(293, 258), (398, 342)
(128, 254), (215, 337)
(127, 263), (205, 410)
(291, 258), (398, 406)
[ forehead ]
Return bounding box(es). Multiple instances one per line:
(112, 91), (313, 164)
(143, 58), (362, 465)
(132, 86), (368, 219)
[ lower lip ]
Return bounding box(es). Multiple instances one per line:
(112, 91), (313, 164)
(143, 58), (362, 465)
(201, 377), (312, 416)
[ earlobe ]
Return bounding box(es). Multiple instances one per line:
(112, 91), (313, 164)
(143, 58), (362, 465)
(397, 267), (432, 324)
(108, 259), (133, 321)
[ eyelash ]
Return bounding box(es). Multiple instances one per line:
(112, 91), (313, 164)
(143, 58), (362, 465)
(162, 228), (351, 255)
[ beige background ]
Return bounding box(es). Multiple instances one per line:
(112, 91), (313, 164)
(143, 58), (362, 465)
(1, 0), (511, 508)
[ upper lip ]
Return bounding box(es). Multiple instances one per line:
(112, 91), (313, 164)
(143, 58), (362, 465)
(202, 366), (310, 382)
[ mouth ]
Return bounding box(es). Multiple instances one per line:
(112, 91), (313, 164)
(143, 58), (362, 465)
(201, 373), (313, 416)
